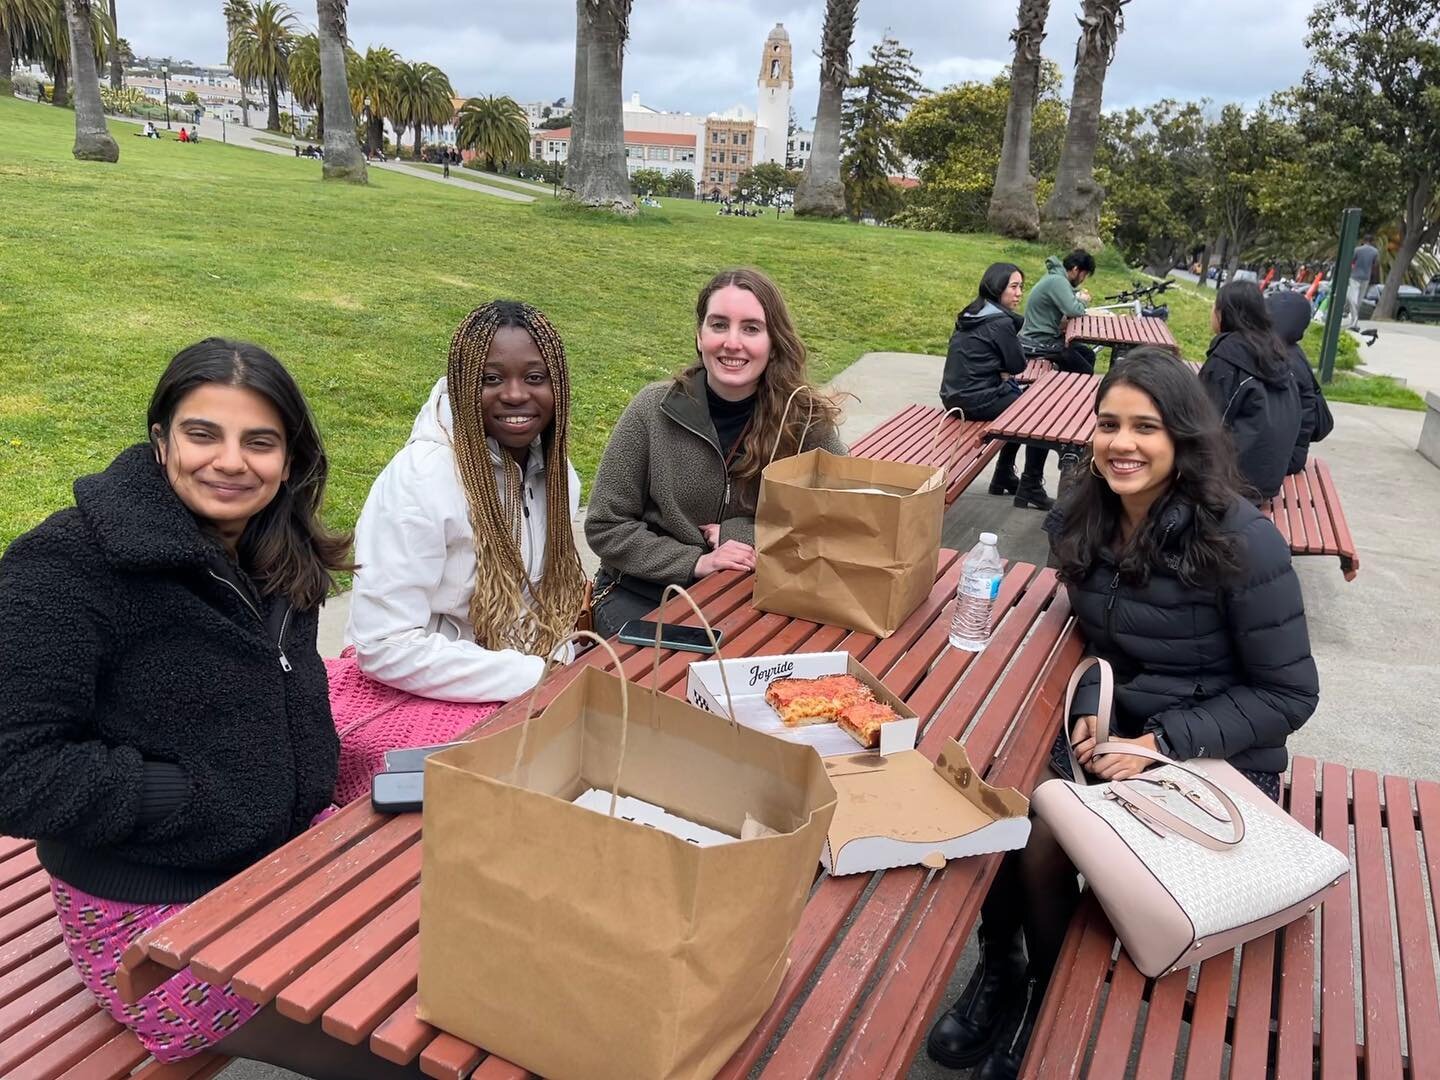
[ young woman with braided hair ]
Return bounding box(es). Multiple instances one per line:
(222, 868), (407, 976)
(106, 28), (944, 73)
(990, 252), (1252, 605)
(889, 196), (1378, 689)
(586, 267), (847, 637)
(340, 300), (585, 734)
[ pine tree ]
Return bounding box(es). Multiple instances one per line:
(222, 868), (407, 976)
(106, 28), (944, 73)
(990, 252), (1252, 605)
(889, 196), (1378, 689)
(840, 34), (924, 220)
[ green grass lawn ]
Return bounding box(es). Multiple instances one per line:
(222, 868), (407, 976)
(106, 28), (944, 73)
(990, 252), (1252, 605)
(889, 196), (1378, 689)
(0, 96), (1422, 552)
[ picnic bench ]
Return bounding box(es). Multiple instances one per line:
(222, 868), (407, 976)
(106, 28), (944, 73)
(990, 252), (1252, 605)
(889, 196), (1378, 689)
(981, 371), (1361, 578)
(850, 402), (1003, 505)
(1024, 759), (1439, 1078)
(1064, 313), (1180, 356)
(0, 835), (230, 1079)
(107, 558), (1083, 1079)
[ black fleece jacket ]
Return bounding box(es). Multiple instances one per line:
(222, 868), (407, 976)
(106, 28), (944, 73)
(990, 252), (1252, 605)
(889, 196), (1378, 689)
(0, 445), (339, 903)
(1047, 495), (1319, 775)
(940, 302), (1027, 418)
(1199, 332), (1302, 499)
(1266, 290), (1333, 474)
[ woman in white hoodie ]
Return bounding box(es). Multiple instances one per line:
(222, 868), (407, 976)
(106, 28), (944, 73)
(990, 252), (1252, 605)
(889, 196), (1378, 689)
(337, 301), (587, 760)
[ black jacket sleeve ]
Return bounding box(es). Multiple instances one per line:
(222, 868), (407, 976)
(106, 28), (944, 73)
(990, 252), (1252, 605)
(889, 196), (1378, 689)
(939, 328), (969, 413)
(0, 536), (153, 845)
(1148, 515), (1319, 760)
(1288, 351), (1318, 473)
(995, 320), (1026, 378)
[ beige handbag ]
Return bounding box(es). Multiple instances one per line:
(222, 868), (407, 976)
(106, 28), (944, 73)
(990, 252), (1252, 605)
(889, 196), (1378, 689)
(1031, 657), (1349, 978)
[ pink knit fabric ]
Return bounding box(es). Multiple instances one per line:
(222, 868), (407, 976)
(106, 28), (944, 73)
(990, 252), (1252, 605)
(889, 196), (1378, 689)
(325, 647), (501, 805)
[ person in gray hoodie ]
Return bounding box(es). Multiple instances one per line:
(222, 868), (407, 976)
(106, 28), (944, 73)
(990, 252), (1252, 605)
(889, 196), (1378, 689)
(1265, 290), (1334, 474)
(1199, 282), (1301, 500)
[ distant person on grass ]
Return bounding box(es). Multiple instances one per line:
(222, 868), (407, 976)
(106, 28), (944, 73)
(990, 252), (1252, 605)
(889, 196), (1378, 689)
(0, 341), (423, 1078)
(178, 126), (189, 142)
(1347, 233), (1380, 328)
(1021, 248), (1097, 374)
(586, 267), (846, 638)
(335, 301), (587, 802)
(941, 262), (1054, 510)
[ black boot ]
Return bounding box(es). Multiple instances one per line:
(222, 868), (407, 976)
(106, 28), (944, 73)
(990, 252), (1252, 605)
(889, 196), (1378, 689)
(988, 469), (1019, 496)
(925, 932), (1027, 1069)
(975, 975), (1044, 1080)
(1013, 477), (1054, 511)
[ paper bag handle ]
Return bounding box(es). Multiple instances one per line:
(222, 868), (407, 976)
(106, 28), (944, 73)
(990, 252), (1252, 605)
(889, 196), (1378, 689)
(928, 406), (966, 462)
(768, 384), (818, 465)
(512, 629), (630, 817)
(651, 584), (737, 729)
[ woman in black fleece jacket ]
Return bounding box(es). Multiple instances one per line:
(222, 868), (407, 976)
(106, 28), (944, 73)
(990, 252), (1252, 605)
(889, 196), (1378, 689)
(927, 351), (1318, 1080)
(0, 341), (418, 1078)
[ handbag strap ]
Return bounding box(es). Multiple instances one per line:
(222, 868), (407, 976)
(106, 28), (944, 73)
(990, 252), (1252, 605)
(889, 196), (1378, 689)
(1061, 656), (1114, 786)
(1096, 743), (1247, 850)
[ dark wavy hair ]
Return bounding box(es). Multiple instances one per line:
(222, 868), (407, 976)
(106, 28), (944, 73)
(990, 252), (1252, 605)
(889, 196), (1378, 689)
(1214, 282), (1288, 382)
(147, 338), (353, 610)
(1051, 349), (1247, 589)
(961, 262), (1023, 317)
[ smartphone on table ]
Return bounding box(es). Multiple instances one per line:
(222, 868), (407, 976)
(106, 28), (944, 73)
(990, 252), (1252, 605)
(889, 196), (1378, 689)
(616, 619), (722, 654)
(372, 770), (424, 814)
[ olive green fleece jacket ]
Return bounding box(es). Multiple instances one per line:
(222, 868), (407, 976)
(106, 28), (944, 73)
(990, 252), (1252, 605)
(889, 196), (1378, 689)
(585, 367), (848, 588)
(1020, 255), (1088, 345)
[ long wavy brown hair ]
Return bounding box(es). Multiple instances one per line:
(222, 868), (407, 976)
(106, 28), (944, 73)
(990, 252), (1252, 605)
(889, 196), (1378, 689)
(679, 267), (843, 487)
(445, 301), (587, 658)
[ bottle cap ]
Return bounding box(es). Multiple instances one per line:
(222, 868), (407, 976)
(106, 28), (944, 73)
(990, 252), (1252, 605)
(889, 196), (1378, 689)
(980, 532), (998, 545)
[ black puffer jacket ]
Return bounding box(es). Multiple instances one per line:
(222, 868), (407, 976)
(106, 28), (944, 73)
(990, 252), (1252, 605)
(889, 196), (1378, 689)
(1047, 494), (1318, 775)
(0, 445), (339, 903)
(940, 302), (1026, 418)
(1266, 290), (1334, 474)
(1199, 332), (1302, 499)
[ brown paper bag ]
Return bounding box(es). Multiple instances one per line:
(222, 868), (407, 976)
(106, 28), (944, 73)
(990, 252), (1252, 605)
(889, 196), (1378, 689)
(753, 448), (945, 637)
(416, 663), (837, 1080)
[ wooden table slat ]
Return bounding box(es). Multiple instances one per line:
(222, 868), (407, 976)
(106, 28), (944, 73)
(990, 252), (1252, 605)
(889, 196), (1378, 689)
(1065, 314), (1180, 355)
(1318, 761), (1358, 1080)
(0, 964), (86, 1043)
(1084, 951), (1143, 1077)
(1382, 774), (1440, 1070)
(1276, 756), (1320, 1080)
(56, 1028), (149, 1080)
(0, 870), (49, 921)
(1351, 770), (1404, 1079)
(0, 920), (63, 981)
(0, 849), (41, 892)
(319, 934), (421, 1045)
(6, 1007), (123, 1080)
(418, 1031), (485, 1080)
(1019, 898), (1094, 1078)
(0, 839), (34, 863)
(1132, 967), (1189, 1079)
(0, 897), (59, 951)
(1229, 930), (1279, 1069)
(370, 991), (435, 1065)
(132, 1053), (230, 1080)
(0, 988), (96, 1074)
(1181, 951), (1234, 1080)
(0, 942), (70, 1011)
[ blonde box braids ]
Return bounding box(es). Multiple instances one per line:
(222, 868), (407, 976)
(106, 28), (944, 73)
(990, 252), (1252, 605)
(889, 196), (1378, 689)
(445, 301), (587, 660)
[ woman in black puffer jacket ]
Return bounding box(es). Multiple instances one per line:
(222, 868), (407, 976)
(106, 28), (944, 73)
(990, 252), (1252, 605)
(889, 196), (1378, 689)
(927, 350), (1318, 1080)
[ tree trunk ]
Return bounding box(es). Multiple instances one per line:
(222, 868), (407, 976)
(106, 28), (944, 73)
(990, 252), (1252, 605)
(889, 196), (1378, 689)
(794, 0), (857, 218)
(565, 0), (589, 195)
(1040, 0), (1126, 248)
(266, 72), (280, 131)
(317, 0), (366, 182)
(106, 0), (121, 89)
(1215, 234), (1230, 288)
(1374, 177), (1437, 320)
(987, 0), (1049, 239)
(1197, 242), (1212, 290)
(1, 33), (14, 98)
(414, 122), (423, 158)
(52, 55), (69, 106)
(1226, 247), (1241, 281)
(65, 0), (118, 161)
(568, 0), (634, 213)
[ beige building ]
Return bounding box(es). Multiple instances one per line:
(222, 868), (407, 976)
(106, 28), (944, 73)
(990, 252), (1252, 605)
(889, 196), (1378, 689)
(533, 128), (699, 183)
(700, 115), (757, 198)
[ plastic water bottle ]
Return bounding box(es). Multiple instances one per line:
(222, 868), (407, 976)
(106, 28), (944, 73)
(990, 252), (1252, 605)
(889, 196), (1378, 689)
(950, 532), (1003, 652)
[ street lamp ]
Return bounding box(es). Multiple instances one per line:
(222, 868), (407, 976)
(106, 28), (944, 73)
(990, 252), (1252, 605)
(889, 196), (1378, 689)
(551, 143), (560, 197)
(363, 95), (372, 158)
(161, 64), (171, 129)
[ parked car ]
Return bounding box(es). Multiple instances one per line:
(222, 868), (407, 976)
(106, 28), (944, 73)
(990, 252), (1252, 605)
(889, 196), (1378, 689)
(1358, 283), (1440, 321)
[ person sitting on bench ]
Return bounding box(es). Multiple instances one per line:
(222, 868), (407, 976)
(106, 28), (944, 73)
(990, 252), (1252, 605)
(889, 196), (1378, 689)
(1020, 248), (1097, 374)
(1265, 289), (1334, 476)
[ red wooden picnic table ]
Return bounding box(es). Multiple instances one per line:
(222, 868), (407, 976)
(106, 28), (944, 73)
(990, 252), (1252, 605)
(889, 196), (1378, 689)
(1064, 313), (1180, 355)
(115, 559), (1084, 1080)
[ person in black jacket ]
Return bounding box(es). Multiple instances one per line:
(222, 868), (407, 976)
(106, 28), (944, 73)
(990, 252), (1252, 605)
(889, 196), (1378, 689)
(940, 262), (1053, 509)
(1199, 282), (1302, 499)
(1266, 289), (1334, 474)
(927, 350), (1318, 1080)
(0, 341), (420, 1079)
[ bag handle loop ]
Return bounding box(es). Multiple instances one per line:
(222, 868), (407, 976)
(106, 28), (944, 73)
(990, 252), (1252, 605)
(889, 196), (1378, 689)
(769, 384), (818, 465)
(928, 406), (966, 463)
(650, 584), (737, 730)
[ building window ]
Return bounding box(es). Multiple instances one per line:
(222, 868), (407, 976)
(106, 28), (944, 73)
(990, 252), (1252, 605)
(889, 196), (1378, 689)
(626, 145), (644, 159)
(676, 149), (695, 162)
(737, 132), (747, 146)
(710, 151), (719, 163)
(770, 59), (780, 78)
(648, 146), (670, 160)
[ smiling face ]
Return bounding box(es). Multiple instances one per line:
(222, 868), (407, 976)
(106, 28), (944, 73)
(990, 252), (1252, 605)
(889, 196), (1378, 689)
(152, 383), (290, 539)
(697, 284), (772, 401)
(1092, 382), (1176, 507)
(481, 325), (555, 454)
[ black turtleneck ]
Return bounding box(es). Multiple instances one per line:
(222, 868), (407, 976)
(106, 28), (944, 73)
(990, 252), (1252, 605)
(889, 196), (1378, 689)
(705, 380), (757, 461)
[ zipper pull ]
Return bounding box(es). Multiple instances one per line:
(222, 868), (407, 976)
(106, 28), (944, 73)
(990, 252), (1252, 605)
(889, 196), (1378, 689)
(278, 648), (292, 672)
(522, 503), (530, 518)
(1106, 571), (1120, 611)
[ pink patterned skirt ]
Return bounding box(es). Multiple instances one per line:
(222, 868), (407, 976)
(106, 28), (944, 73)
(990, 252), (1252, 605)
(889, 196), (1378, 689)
(50, 878), (260, 1061)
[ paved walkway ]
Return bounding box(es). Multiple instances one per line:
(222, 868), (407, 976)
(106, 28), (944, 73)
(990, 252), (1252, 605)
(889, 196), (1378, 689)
(1352, 319), (1440, 397)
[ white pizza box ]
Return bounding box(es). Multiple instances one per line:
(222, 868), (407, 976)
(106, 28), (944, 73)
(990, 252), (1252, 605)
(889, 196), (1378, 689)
(685, 652), (1031, 874)
(571, 788), (737, 847)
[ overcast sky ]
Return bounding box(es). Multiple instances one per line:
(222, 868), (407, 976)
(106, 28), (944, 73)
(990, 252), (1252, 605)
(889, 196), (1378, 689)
(122, 0), (1318, 121)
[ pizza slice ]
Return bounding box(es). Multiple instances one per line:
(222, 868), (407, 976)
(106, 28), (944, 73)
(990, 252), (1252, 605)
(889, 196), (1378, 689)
(837, 700), (901, 749)
(765, 674), (875, 727)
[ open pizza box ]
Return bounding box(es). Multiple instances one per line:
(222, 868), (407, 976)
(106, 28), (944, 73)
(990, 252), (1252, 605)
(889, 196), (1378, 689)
(686, 651), (1031, 875)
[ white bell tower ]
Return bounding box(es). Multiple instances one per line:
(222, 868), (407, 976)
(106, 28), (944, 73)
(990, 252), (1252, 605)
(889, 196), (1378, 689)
(755, 23), (793, 165)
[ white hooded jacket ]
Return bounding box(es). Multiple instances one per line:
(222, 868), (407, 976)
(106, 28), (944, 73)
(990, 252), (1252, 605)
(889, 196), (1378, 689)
(346, 377), (581, 702)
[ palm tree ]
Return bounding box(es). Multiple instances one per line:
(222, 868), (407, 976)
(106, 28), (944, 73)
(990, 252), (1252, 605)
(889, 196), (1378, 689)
(1, 0), (51, 97)
(1040, 0), (1128, 248)
(456, 94), (529, 170)
(348, 44), (396, 156)
(104, 0), (117, 87)
(565, 0), (633, 212)
(794, 0), (859, 218)
(64, 0), (116, 160)
(27, 0), (108, 108)
(391, 59), (454, 158)
(316, 0), (364, 182)
(229, 0), (295, 132)
(222, 0), (251, 124)
(288, 29), (318, 114)
(987, 0), (1051, 239)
